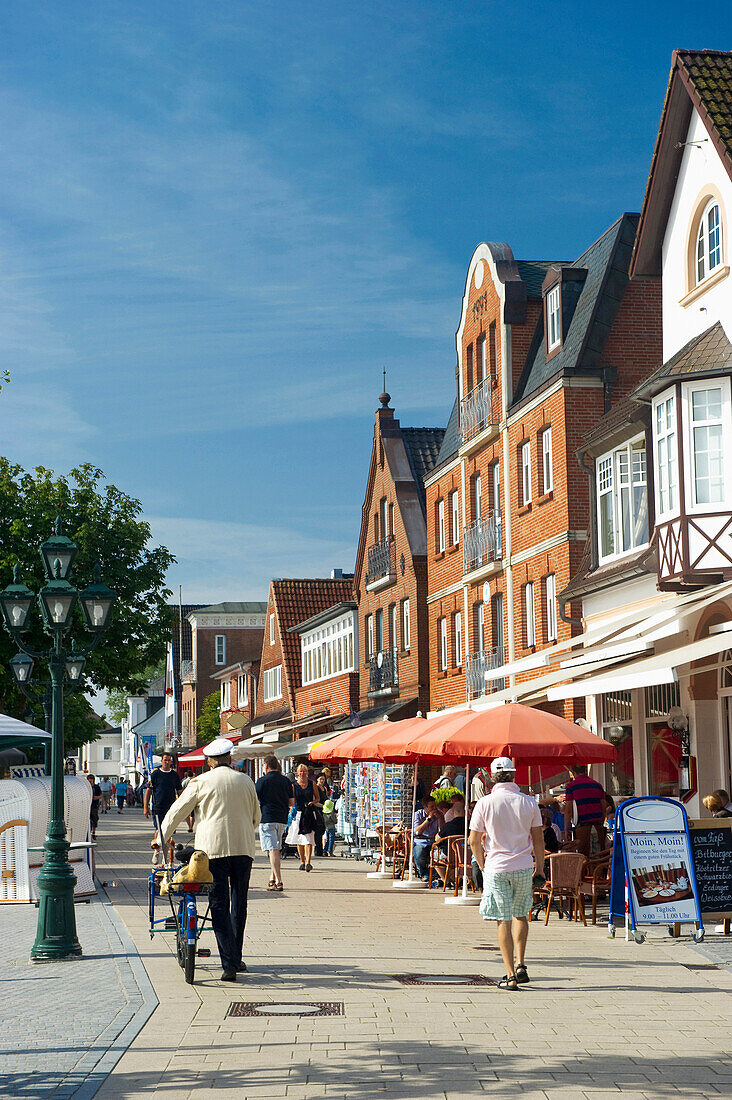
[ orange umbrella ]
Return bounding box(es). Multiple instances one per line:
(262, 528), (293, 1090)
(312, 722), (392, 763)
(405, 703), (616, 767)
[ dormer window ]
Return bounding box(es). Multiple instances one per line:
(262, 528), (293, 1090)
(696, 200), (723, 284)
(546, 284), (561, 351)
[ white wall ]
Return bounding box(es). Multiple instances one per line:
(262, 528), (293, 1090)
(662, 108), (732, 359)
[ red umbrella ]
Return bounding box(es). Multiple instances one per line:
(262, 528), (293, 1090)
(313, 721), (393, 763)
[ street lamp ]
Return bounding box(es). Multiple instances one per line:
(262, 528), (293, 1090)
(0, 517), (115, 961)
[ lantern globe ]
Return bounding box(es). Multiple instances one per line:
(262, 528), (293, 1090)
(39, 578), (78, 633)
(65, 655), (86, 685)
(10, 652), (34, 684)
(79, 567), (115, 632)
(40, 518), (78, 582)
(0, 567), (35, 633)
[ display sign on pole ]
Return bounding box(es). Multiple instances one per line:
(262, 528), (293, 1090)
(608, 796), (705, 944)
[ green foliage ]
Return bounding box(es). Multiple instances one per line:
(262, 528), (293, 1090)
(430, 785), (462, 804)
(105, 659), (166, 724)
(197, 691), (222, 746)
(0, 461), (175, 738)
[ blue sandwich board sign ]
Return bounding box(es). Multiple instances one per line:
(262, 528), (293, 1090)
(608, 796), (705, 943)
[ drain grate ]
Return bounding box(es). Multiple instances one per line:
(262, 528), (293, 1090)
(227, 1001), (343, 1018)
(682, 963), (719, 971)
(394, 974), (495, 986)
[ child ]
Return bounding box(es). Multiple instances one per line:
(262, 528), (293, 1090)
(322, 798), (337, 856)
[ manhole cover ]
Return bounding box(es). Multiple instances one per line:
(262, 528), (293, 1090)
(227, 1001), (343, 1018)
(394, 974), (495, 986)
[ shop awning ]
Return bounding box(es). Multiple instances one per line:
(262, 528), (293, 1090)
(178, 733), (244, 766)
(274, 728), (346, 761)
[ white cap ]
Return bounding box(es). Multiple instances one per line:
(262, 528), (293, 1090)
(202, 737), (235, 758)
(490, 756), (515, 775)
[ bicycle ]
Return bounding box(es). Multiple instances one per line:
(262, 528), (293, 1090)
(148, 851), (213, 984)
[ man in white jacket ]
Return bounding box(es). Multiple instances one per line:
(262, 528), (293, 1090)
(161, 738), (261, 982)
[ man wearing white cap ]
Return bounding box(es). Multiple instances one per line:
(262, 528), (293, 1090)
(469, 757), (545, 991)
(160, 738), (261, 982)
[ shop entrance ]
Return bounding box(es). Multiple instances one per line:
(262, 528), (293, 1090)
(719, 652), (732, 794)
(646, 683), (682, 799)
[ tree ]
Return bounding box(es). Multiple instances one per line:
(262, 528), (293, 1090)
(0, 461), (175, 746)
(105, 659), (166, 725)
(197, 692), (222, 745)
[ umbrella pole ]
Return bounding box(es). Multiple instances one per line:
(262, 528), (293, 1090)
(367, 762), (391, 879)
(445, 762), (478, 906)
(394, 758), (422, 888)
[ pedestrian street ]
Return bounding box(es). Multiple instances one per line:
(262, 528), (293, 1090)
(89, 811), (732, 1100)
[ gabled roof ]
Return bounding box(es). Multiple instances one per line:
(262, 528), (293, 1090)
(289, 601), (358, 635)
(513, 214), (639, 406)
(430, 399), (460, 475)
(402, 427), (446, 505)
(581, 393), (647, 456)
(190, 601), (267, 617)
(515, 260), (565, 299)
(270, 579), (354, 709)
(632, 321), (732, 401)
(632, 50), (732, 277)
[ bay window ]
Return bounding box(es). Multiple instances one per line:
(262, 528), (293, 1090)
(653, 393), (678, 519)
(596, 436), (649, 562)
(687, 383), (727, 508)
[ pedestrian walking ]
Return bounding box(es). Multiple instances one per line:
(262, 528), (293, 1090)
(144, 752), (183, 864)
(115, 776), (129, 813)
(285, 762), (320, 871)
(469, 757), (545, 991)
(160, 738), (261, 982)
(255, 755), (295, 891)
(564, 764), (607, 858)
(88, 774), (102, 840)
(99, 776), (113, 813)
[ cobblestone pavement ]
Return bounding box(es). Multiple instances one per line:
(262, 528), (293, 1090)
(91, 811), (732, 1100)
(0, 840), (157, 1099)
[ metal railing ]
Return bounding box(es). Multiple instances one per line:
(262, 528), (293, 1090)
(368, 648), (398, 694)
(460, 378), (497, 444)
(466, 646), (505, 701)
(463, 510), (501, 574)
(366, 536), (395, 585)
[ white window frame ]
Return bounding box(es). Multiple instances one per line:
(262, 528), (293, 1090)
(545, 574), (557, 643)
(450, 490), (460, 546)
(546, 284), (561, 351)
(215, 634), (226, 666)
(269, 614), (275, 646)
(474, 473), (481, 520)
(389, 603), (398, 650)
(454, 611), (462, 668)
(366, 614), (374, 659)
(438, 498), (445, 553)
(681, 379), (731, 513)
(596, 434), (650, 564)
(652, 391), (679, 521)
(541, 427), (553, 494)
(521, 441), (532, 505)
(439, 617), (447, 672)
(402, 599), (410, 651)
(524, 582), (535, 648)
(262, 664), (282, 702)
(696, 199), (723, 284)
(220, 680), (231, 711)
(475, 601), (485, 654)
(301, 611), (357, 686)
(237, 674), (248, 708)
(479, 334), (487, 383)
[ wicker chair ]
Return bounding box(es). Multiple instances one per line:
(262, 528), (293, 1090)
(579, 848), (612, 924)
(427, 839), (451, 890)
(534, 852), (587, 925)
(448, 837), (477, 897)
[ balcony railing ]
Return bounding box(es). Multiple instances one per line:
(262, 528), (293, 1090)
(460, 378), (497, 445)
(366, 536), (395, 586)
(466, 646), (505, 701)
(368, 648), (398, 695)
(463, 510), (501, 574)
(180, 659), (196, 683)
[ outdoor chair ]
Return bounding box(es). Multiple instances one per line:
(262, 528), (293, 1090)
(534, 851), (587, 926)
(427, 839), (451, 891)
(374, 825), (398, 872)
(579, 848), (612, 924)
(391, 828), (410, 880)
(448, 837), (477, 897)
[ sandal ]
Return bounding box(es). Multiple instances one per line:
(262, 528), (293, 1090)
(515, 964), (529, 984)
(497, 974), (520, 991)
(275, 882), (284, 891)
(267, 880), (277, 891)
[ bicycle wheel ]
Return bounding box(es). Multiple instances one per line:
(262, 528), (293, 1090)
(183, 939), (196, 983)
(183, 895), (197, 984)
(176, 899), (185, 969)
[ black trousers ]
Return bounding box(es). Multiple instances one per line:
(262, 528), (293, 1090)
(208, 854), (253, 971)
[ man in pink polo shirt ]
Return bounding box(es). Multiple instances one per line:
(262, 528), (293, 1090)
(469, 757), (545, 991)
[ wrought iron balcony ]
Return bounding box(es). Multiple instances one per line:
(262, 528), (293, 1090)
(463, 510), (501, 574)
(466, 646), (505, 701)
(368, 647), (398, 696)
(460, 378), (497, 445)
(365, 536), (395, 588)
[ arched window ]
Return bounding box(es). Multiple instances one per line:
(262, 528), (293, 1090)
(696, 199), (723, 284)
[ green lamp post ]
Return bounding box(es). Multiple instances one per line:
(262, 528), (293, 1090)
(0, 518), (115, 961)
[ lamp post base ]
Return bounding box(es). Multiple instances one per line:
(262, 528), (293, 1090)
(30, 843), (82, 961)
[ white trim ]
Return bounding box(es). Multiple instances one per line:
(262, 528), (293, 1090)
(521, 441), (531, 505)
(510, 529), (588, 568)
(541, 426), (553, 494)
(427, 580), (464, 604)
(424, 454), (460, 490)
(652, 389), (679, 521)
(681, 377), (731, 514)
(546, 284), (561, 351)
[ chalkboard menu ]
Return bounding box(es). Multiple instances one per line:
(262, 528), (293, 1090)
(689, 821), (732, 918)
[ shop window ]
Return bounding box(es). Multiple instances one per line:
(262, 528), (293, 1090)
(601, 690), (634, 797)
(645, 682), (681, 799)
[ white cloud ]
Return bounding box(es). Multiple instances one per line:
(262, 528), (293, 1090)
(0, 382), (98, 469)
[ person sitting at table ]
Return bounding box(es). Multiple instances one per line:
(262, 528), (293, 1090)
(444, 793), (466, 823)
(703, 791), (732, 818)
(432, 800), (467, 887)
(412, 797), (444, 880)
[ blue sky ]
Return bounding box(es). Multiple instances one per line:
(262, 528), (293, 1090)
(0, 2), (727, 602)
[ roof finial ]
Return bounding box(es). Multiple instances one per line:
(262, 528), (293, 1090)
(379, 368), (391, 408)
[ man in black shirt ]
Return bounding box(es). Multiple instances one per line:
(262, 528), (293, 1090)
(88, 774), (102, 841)
(144, 752), (183, 865)
(255, 755), (295, 891)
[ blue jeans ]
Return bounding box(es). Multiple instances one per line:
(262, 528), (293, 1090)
(325, 827), (336, 854)
(208, 854), (253, 971)
(413, 841), (431, 879)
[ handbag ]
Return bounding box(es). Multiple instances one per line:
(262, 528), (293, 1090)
(299, 805), (317, 834)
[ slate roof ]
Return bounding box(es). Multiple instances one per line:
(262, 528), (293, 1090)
(192, 601), (268, 616)
(582, 394), (647, 454)
(560, 541), (657, 604)
(632, 321), (732, 401)
(515, 260), (565, 299)
(430, 399), (460, 475)
(270, 579), (355, 708)
(402, 427), (446, 503)
(513, 214), (639, 406)
(678, 50), (732, 168)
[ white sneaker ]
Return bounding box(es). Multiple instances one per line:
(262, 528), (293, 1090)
(151, 848), (162, 867)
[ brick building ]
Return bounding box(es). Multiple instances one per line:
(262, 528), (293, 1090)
(212, 656), (260, 738)
(354, 394), (445, 718)
(425, 215), (662, 718)
(179, 601), (266, 747)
